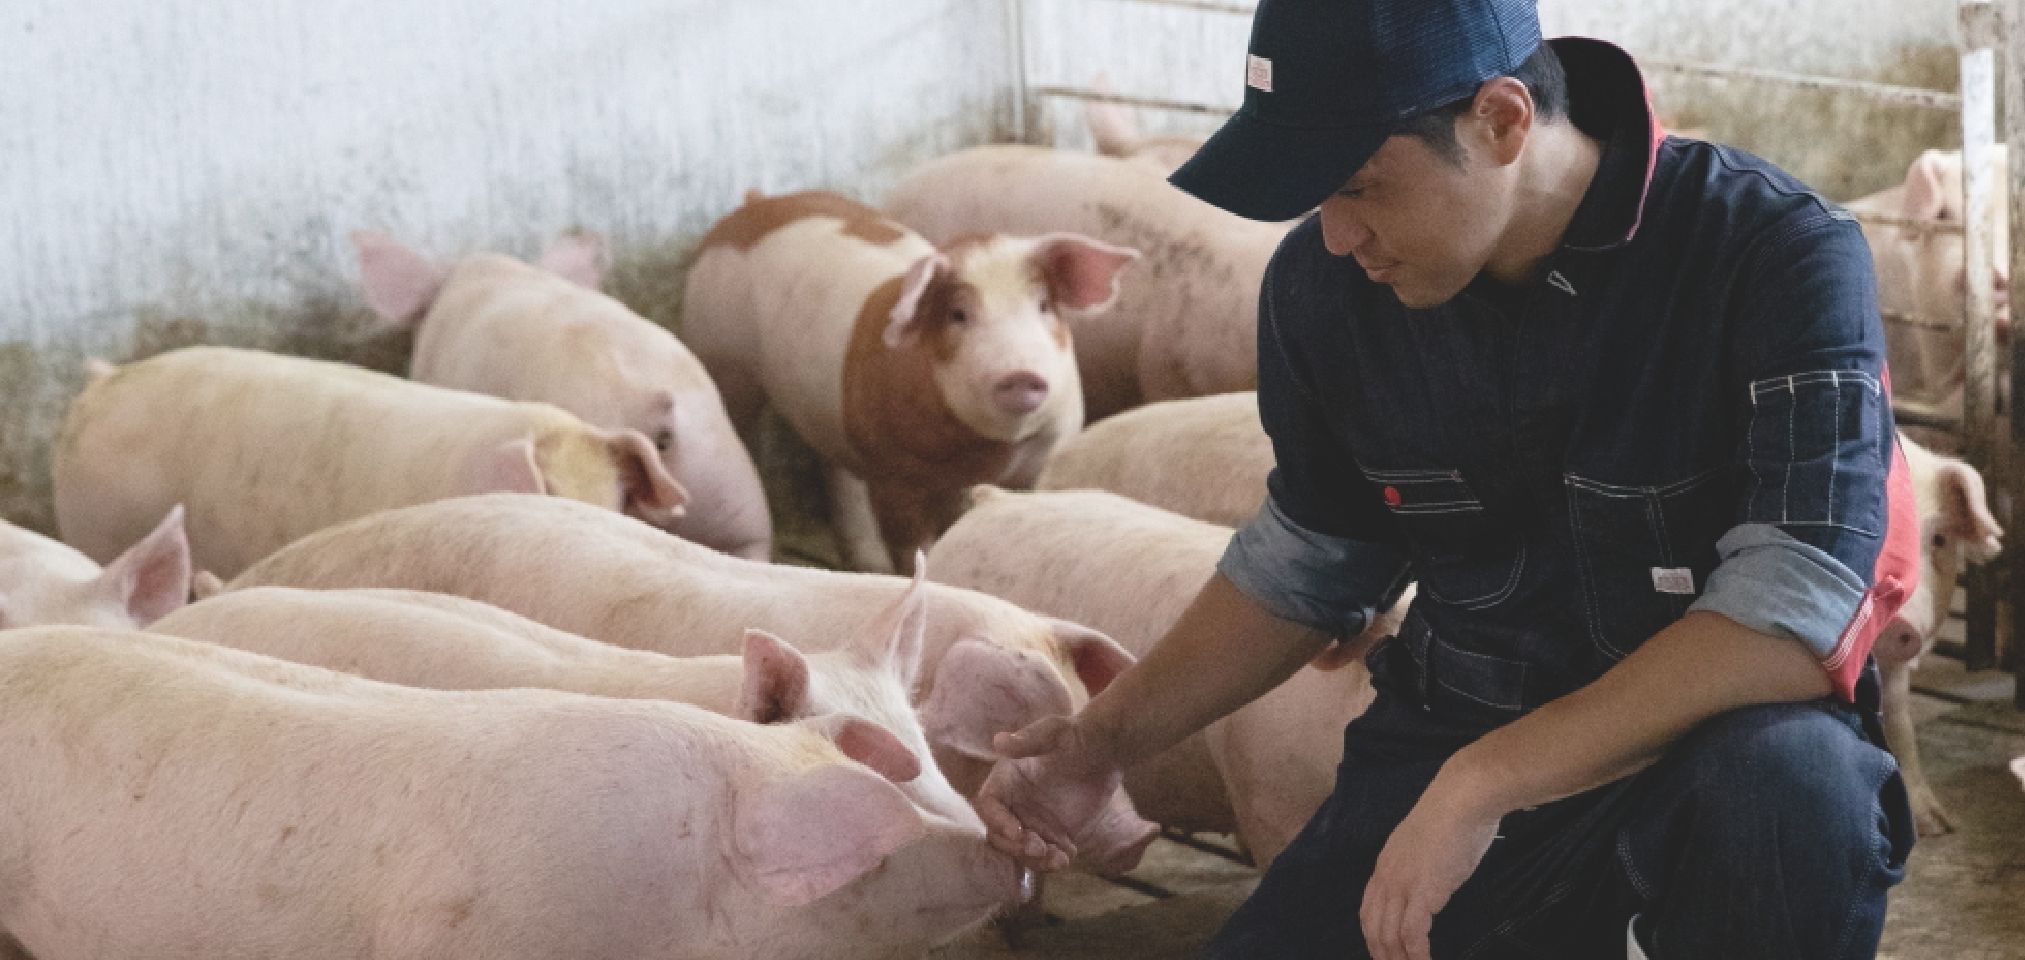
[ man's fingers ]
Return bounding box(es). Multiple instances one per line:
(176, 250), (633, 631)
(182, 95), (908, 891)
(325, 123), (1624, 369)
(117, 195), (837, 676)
(991, 716), (1069, 759)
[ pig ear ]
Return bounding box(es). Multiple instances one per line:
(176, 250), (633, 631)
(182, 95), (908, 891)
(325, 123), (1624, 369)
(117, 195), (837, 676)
(854, 558), (929, 690)
(735, 753), (925, 906)
(738, 629), (812, 724)
(1083, 72), (1141, 158)
(884, 253), (949, 348)
(803, 713), (924, 784)
(604, 429), (690, 524)
(1938, 461), (2005, 562)
(636, 389), (681, 459)
(1900, 151), (1956, 226)
(961, 484), (1009, 513)
(467, 438), (549, 497)
(538, 230), (609, 291)
(1046, 618), (1136, 697)
(191, 570), (226, 602)
(1034, 234), (1140, 313)
(920, 639), (1073, 761)
(96, 505), (192, 626)
(352, 231), (447, 329)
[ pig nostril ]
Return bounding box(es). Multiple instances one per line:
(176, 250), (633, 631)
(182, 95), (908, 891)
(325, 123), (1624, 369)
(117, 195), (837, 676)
(993, 373), (1049, 415)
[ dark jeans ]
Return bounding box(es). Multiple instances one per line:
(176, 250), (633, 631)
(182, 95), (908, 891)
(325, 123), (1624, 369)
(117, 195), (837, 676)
(1205, 691), (1915, 959)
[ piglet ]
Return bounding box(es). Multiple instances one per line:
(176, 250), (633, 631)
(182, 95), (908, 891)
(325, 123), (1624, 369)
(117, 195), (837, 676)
(0, 506), (189, 629)
(683, 190), (1136, 573)
(54, 347), (685, 578)
(354, 231), (771, 560)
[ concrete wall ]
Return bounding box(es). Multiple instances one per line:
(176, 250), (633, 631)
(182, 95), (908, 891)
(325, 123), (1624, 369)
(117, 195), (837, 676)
(0, 0), (1013, 534)
(1021, 0), (1964, 198)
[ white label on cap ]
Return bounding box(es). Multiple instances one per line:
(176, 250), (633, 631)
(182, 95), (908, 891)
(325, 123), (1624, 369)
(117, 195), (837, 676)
(1652, 567), (1696, 595)
(1247, 54), (1274, 92)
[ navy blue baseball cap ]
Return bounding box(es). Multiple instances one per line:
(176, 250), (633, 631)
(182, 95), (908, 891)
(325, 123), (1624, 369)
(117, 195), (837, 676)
(1170, 0), (1544, 222)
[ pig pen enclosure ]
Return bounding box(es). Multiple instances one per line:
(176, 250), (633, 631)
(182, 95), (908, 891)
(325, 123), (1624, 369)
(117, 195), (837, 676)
(0, 0), (2023, 957)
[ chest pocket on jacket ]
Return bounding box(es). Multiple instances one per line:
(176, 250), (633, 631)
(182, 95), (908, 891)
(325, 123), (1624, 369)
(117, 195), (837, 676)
(1565, 467), (1733, 660)
(1360, 466), (1524, 610)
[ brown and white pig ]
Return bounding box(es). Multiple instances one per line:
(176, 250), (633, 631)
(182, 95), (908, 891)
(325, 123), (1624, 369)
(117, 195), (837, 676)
(223, 493), (1156, 873)
(1845, 147), (2011, 418)
(927, 486), (1410, 867)
(0, 627), (1021, 960)
(53, 346), (686, 579)
(1038, 391), (1271, 528)
(1871, 435), (2005, 836)
(885, 145), (1293, 420)
(0, 506), (190, 629)
(151, 576), (979, 830)
(353, 230), (772, 560)
(682, 190), (1135, 574)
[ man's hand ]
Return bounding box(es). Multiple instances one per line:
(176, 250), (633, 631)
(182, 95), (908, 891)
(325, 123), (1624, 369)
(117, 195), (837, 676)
(975, 714), (1137, 873)
(1359, 771), (1502, 960)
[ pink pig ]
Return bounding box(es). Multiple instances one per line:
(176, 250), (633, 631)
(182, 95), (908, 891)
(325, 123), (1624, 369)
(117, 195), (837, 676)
(0, 507), (190, 629)
(54, 347), (686, 579)
(885, 146), (1291, 421)
(353, 231), (771, 560)
(1038, 391), (1272, 528)
(0, 627), (1020, 960)
(1871, 435), (2004, 836)
(154, 574), (978, 831)
(929, 486), (1409, 867)
(683, 190), (1137, 574)
(225, 494), (1157, 874)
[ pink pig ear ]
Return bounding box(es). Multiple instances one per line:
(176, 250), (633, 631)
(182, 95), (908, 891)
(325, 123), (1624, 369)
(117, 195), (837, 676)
(1034, 234), (1140, 312)
(735, 751), (925, 906)
(918, 638), (1073, 761)
(96, 504), (192, 626)
(738, 629), (812, 724)
(1938, 460), (2005, 562)
(884, 253), (949, 348)
(852, 558), (929, 691)
(1046, 618), (1136, 697)
(1900, 150), (1956, 226)
(603, 429), (690, 525)
(352, 231), (448, 329)
(538, 230), (609, 290)
(1082, 72), (1142, 159)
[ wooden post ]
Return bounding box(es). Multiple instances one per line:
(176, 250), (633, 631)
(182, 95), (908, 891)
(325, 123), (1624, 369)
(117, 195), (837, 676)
(1962, 0), (2003, 671)
(2003, 0), (2025, 703)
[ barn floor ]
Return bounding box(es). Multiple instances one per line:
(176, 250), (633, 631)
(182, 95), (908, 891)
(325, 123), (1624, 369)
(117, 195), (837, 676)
(927, 656), (2025, 960)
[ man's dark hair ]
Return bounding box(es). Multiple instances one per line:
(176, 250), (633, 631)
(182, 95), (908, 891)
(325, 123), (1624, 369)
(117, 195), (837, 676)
(1393, 42), (1568, 165)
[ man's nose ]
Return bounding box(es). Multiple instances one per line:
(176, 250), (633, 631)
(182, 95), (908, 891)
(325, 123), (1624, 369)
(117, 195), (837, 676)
(1319, 201), (1373, 257)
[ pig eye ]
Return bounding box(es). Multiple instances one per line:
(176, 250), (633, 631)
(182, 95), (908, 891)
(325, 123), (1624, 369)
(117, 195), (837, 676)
(1039, 296), (1054, 314)
(652, 429), (674, 453)
(950, 309), (969, 325)
(1932, 532), (1950, 549)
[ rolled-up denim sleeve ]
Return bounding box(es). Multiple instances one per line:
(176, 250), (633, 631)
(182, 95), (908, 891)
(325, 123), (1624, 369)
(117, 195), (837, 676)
(1217, 227), (1413, 637)
(1702, 212), (1917, 699)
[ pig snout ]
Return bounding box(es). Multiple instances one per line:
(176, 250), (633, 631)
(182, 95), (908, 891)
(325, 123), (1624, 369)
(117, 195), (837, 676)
(1071, 794), (1159, 877)
(1874, 616), (1927, 664)
(992, 372), (1050, 417)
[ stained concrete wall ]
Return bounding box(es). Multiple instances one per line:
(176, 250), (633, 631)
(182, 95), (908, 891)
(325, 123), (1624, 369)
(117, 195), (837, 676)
(0, 0), (1012, 534)
(1021, 0), (1964, 199)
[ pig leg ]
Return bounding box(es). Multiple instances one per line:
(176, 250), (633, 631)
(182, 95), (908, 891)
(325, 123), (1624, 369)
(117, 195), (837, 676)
(827, 465), (897, 575)
(1879, 658), (1953, 836)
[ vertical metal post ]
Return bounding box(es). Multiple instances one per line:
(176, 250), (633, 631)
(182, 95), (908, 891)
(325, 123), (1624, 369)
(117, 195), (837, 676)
(1962, 0), (2003, 671)
(2003, 0), (2025, 703)
(1006, 0), (1031, 144)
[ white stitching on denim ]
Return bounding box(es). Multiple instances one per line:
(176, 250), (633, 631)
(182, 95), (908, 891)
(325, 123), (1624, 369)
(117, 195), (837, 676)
(1390, 501), (1485, 514)
(1617, 830), (1658, 901)
(1358, 467), (1464, 482)
(1784, 374), (1796, 524)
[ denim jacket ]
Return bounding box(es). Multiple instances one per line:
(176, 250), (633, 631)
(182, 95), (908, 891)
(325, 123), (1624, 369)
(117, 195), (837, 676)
(1219, 37), (1918, 723)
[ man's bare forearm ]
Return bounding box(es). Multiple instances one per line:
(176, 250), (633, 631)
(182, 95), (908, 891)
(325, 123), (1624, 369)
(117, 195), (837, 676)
(1077, 572), (1336, 765)
(1435, 610), (1835, 819)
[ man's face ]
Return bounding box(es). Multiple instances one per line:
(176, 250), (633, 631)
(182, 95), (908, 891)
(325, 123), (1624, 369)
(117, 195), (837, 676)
(1317, 131), (1515, 309)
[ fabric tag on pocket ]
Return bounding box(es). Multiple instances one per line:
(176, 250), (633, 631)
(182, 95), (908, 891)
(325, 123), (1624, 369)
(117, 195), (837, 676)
(1651, 567), (1695, 595)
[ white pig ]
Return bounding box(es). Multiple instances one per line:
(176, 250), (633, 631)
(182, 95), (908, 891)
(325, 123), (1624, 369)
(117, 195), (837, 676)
(1081, 75), (1205, 175)
(927, 486), (1410, 866)
(1846, 147), (2011, 418)
(683, 190), (1136, 574)
(885, 145), (1292, 421)
(1871, 435), (2005, 836)
(0, 506), (190, 629)
(352, 230), (772, 560)
(152, 574), (977, 829)
(223, 493), (1156, 873)
(1038, 391), (1271, 527)
(0, 627), (1019, 960)
(53, 346), (686, 579)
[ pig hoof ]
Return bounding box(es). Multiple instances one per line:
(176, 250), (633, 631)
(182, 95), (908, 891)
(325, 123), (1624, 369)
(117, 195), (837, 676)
(1913, 802), (1955, 837)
